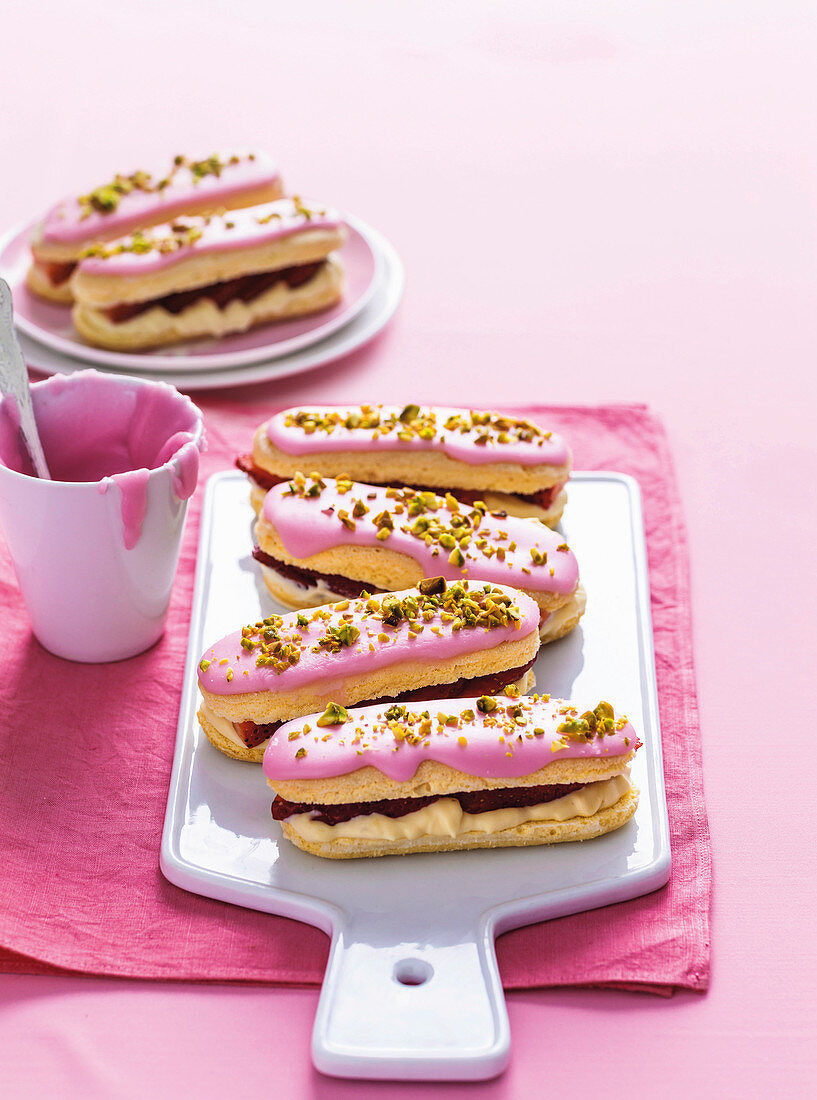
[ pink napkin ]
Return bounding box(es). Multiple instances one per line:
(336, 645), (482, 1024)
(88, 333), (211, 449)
(0, 402), (710, 993)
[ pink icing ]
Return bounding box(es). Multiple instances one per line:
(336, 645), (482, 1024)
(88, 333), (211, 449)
(197, 582), (540, 697)
(0, 370), (203, 548)
(266, 405), (570, 468)
(262, 479), (579, 596)
(166, 438), (202, 501)
(263, 696), (638, 783)
(111, 470), (150, 551)
(41, 152), (281, 245)
(76, 198), (343, 278)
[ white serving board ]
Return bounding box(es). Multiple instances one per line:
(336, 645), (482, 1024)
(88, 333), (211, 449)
(161, 471), (670, 1082)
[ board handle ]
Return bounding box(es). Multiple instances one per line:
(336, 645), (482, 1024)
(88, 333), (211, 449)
(311, 915), (509, 1081)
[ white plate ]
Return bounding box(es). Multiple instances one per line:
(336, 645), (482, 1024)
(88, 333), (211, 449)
(0, 213), (393, 370)
(161, 472), (670, 1081)
(13, 229), (403, 391)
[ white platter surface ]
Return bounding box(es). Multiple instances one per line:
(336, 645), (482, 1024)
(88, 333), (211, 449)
(161, 471), (670, 1081)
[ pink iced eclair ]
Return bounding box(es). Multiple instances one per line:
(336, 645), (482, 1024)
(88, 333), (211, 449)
(252, 474), (586, 643)
(69, 198), (346, 350)
(27, 151), (283, 303)
(197, 579), (541, 763)
(237, 404), (571, 524)
(264, 696), (640, 859)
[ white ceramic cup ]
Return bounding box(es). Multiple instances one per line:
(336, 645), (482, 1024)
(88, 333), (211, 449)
(0, 369), (204, 662)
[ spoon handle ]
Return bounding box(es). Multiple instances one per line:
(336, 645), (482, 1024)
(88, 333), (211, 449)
(0, 279), (52, 480)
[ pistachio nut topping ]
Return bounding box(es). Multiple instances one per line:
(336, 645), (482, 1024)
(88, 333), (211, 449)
(316, 702), (350, 727)
(207, 582), (527, 684)
(77, 154), (249, 220)
(282, 405), (551, 446)
(556, 700), (628, 740)
(80, 221), (204, 260)
(281, 477), (571, 569)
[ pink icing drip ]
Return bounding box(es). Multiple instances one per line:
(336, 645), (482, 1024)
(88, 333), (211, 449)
(266, 405), (570, 468)
(111, 469), (150, 551)
(168, 439), (201, 501)
(76, 199), (343, 278)
(41, 152), (281, 245)
(263, 696), (638, 783)
(197, 583), (540, 697)
(263, 480), (579, 596)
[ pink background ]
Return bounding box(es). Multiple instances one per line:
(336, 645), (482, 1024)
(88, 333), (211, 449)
(1, 1), (815, 1095)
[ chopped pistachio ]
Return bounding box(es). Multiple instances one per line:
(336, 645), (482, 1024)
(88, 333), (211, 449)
(477, 695), (498, 713)
(316, 702), (349, 727)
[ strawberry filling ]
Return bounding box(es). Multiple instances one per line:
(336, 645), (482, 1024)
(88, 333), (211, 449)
(272, 781), (585, 825)
(41, 260), (77, 286)
(104, 261), (323, 323)
(252, 546), (384, 599)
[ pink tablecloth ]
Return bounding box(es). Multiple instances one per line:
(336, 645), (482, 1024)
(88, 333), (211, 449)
(0, 401), (709, 992)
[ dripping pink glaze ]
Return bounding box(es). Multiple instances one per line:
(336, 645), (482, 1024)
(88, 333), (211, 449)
(266, 405), (570, 468)
(197, 582), (540, 697)
(77, 198), (343, 278)
(111, 470), (150, 551)
(263, 696), (638, 783)
(262, 479), (579, 596)
(0, 370), (203, 548)
(41, 152), (281, 245)
(167, 439), (202, 501)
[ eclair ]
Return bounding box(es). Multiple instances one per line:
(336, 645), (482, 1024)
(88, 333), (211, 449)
(264, 696), (640, 859)
(69, 198), (346, 350)
(197, 580), (541, 763)
(237, 404), (571, 524)
(252, 474), (586, 643)
(28, 151), (283, 303)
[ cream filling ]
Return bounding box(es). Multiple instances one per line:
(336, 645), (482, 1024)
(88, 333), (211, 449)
(480, 488), (563, 522)
(260, 562), (346, 608)
(539, 584), (586, 642)
(201, 703), (270, 752)
(285, 772), (631, 844)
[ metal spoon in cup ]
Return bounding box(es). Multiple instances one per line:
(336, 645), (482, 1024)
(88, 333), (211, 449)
(0, 278), (51, 479)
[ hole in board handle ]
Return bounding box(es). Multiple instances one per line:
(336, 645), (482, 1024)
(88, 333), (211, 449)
(393, 958), (433, 986)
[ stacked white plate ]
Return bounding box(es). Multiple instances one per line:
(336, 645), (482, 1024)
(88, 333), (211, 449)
(0, 214), (403, 390)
